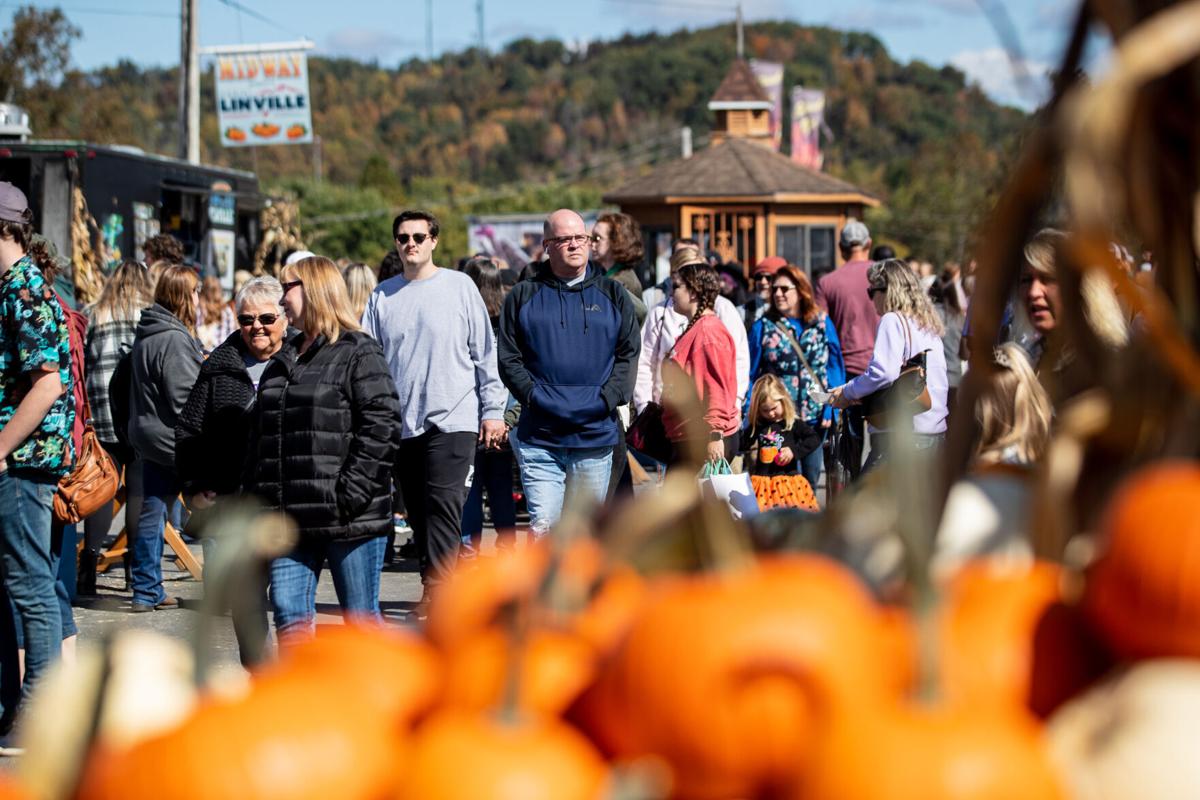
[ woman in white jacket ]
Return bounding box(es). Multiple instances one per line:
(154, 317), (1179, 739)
(829, 258), (948, 471)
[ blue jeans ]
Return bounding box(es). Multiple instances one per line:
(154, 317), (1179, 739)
(0, 469), (61, 718)
(130, 461), (181, 607)
(269, 535), (385, 640)
(461, 448), (516, 551)
(512, 435), (612, 538)
(12, 520), (77, 648)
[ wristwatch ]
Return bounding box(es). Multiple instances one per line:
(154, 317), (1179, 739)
(708, 431), (723, 442)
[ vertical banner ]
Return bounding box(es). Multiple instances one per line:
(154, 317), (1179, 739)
(790, 86), (825, 170)
(215, 49), (314, 147)
(749, 59), (784, 151)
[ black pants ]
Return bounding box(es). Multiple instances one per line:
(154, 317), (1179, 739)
(394, 428), (476, 589)
(842, 372), (868, 480)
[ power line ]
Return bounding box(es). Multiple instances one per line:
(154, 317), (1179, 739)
(604, 0), (734, 10)
(212, 0), (302, 39)
(13, 4), (176, 18)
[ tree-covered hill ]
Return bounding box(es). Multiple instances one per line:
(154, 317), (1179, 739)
(7, 14), (1030, 265)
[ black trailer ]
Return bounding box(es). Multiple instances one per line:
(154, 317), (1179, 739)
(0, 141), (263, 303)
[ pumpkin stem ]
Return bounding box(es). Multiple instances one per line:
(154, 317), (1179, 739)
(883, 412), (943, 701)
(191, 502), (296, 687)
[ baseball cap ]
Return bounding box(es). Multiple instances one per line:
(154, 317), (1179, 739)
(839, 219), (870, 248)
(752, 256), (787, 276)
(0, 182), (30, 225)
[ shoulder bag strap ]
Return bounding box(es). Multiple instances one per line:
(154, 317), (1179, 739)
(767, 318), (828, 394)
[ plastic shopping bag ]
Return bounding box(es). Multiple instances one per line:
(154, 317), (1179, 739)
(698, 459), (760, 520)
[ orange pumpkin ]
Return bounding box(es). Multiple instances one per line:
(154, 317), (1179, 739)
(251, 122), (281, 138)
(792, 700), (1065, 799)
(77, 672), (404, 800)
(1084, 460), (1200, 659)
(400, 711), (609, 800)
(267, 622), (442, 728)
(939, 561), (1109, 717)
(571, 555), (897, 799)
(441, 627), (596, 716)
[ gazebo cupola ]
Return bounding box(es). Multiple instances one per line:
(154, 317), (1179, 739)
(707, 59), (774, 148)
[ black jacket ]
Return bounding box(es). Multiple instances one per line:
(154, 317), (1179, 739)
(174, 330), (262, 496)
(250, 331), (400, 540)
(129, 303), (204, 467)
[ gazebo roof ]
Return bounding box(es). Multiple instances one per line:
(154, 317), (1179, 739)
(602, 137), (879, 206)
(708, 59), (772, 109)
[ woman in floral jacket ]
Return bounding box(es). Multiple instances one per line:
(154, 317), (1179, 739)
(746, 264), (845, 491)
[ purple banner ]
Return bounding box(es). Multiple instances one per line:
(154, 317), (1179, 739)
(749, 59), (784, 151)
(790, 86), (825, 170)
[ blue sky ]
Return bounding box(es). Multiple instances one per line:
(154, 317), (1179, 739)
(2, 0), (1083, 109)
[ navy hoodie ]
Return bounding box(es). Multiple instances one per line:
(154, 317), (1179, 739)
(498, 262), (640, 449)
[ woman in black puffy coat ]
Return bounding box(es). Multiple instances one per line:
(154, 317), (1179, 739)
(250, 256), (400, 640)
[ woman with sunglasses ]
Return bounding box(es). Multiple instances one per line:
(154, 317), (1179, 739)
(252, 256), (400, 641)
(175, 276), (289, 663)
(746, 264), (845, 492)
(829, 258), (948, 471)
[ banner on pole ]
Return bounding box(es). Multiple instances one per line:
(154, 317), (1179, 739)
(214, 49), (313, 148)
(749, 59), (784, 151)
(790, 87), (825, 170)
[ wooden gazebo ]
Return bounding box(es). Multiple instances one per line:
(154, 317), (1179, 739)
(604, 59), (879, 280)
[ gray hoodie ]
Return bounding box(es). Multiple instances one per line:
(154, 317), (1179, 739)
(129, 303), (203, 467)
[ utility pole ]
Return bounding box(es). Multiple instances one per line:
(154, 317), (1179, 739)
(736, 2), (744, 60)
(179, 0), (199, 163)
(426, 0), (433, 61)
(476, 0), (485, 50)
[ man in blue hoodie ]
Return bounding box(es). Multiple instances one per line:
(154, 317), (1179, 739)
(498, 209), (640, 537)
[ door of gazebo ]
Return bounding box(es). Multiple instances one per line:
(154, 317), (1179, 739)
(680, 205), (763, 272)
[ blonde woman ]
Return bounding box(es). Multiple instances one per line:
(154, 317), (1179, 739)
(933, 344), (1052, 577)
(830, 258), (949, 471)
(341, 262), (377, 320)
(196, 275), (237, 352)
(250, 256), (400, 640)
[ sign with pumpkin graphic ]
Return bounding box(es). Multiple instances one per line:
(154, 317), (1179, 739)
(213, 46), (314, 148)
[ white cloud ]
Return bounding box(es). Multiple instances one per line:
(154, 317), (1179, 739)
(324, 28), (418, 61)
(951, 46), (1051, 109)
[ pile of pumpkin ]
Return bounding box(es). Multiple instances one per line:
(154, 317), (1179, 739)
(6, 460), (1200, 800)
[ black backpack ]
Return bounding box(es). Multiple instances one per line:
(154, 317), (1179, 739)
(107, 344), (135, 462)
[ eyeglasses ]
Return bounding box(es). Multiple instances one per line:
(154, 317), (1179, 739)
(237, 313), (280, 327)
(395, 233), (431, 245)
(867, 286), (885, 298)
(281, 279), (303, 293)
(771, 285), (797, 295)
(546, 235), (592, 248)
(754, 275), (772, 283)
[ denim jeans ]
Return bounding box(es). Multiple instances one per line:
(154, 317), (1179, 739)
(268, 535), (386, 640)
(0, 469), (61, 719)
(12, 520), (77, 648)
(799, 426), (826, 494)
(130, 461), (182, 607)
(512, 434), (613, 538)
(461, 448), (516, 552)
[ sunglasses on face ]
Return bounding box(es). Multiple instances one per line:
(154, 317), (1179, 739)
(395, 233), (431, 245)
(771, 285), (797, 295)
(238, 313), (280, 327)
(281, 279), (303, 293)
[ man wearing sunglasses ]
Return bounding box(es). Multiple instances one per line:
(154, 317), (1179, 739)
(497, 209), (640, 539)
(361, 210), (506, 605)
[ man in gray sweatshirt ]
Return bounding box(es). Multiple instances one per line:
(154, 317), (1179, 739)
(361, 210), (506, 608)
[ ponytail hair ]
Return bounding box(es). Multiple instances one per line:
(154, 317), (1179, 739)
(674, 262), (720, 337)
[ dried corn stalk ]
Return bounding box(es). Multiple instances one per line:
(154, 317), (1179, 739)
(70, 186), (104, 305)
(254, 197), (304, 276)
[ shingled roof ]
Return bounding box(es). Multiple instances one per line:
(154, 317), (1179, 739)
(602, 137), (879, 204)
(708, 59), (772, 107)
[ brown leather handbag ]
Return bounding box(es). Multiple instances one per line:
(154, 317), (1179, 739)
(54, 398), (121, 524)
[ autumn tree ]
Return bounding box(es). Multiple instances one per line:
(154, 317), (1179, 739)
(0, 6), (80, 103)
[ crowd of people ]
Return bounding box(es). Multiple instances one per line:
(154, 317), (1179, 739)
(0, 172), (1136, 737)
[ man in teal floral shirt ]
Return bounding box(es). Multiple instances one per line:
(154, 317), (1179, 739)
(0, 181), (74, 740)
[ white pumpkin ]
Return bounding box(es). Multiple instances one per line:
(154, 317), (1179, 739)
(1047, 659), (1200, 800)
